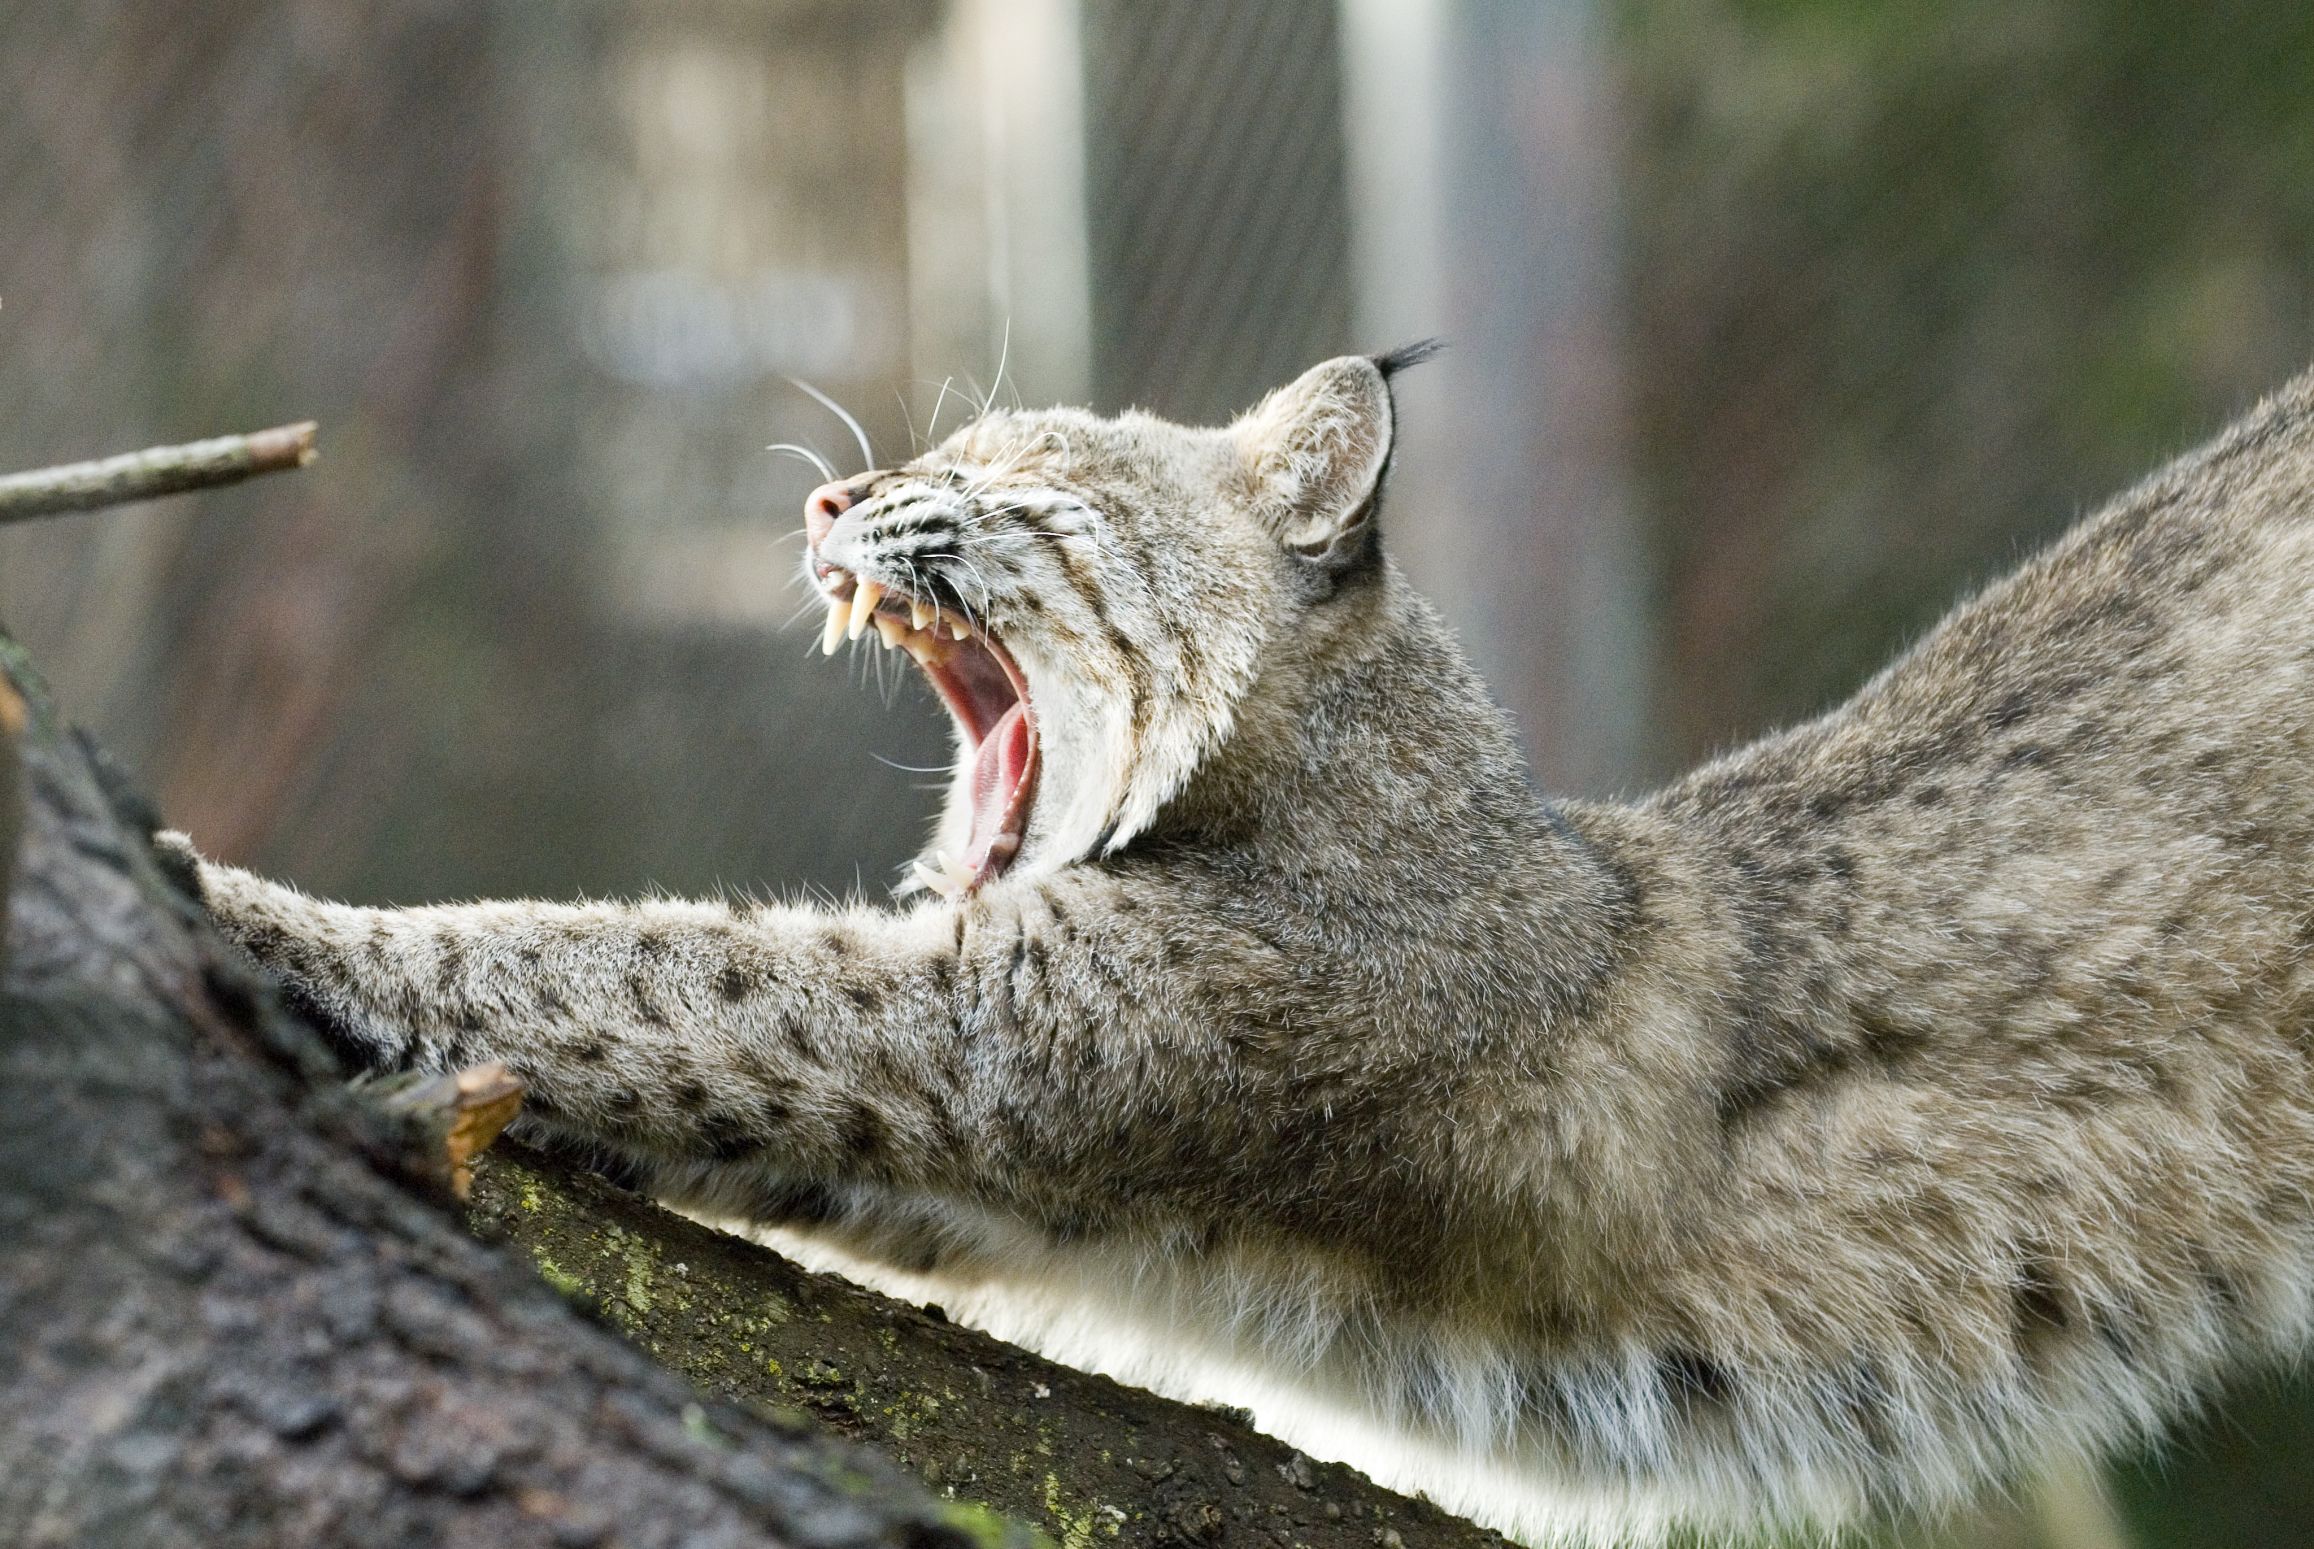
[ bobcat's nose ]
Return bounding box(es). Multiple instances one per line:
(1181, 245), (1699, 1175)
(805, 480), (858, 552)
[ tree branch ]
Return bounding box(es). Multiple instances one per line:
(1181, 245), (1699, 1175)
(0, 422), (318, 523)
(467, 1145), (1512, 1549)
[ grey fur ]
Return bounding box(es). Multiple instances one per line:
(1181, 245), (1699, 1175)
(179, 357), (2314, 1543)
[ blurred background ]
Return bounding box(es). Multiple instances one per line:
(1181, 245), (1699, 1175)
(2, 1), (2310, 1543)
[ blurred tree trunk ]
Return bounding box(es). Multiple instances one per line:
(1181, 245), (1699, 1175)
(0, 631), (1508, 1549)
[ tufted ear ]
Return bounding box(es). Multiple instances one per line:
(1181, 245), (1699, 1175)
(1234, 353), (1405, 572)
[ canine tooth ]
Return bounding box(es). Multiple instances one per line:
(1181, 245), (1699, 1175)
(912, 857), (963, 899)
(847, 579), (885, 640)
(820, 595), (848, 655)
(910, 599), (933, 630)
(873, 614), (906, 649)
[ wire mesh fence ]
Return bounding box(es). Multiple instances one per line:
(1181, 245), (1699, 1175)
(2, 6), (2313, 1534)
(1082, 0), (1355, 426)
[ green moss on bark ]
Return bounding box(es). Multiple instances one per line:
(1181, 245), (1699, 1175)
(468, 1146), (1513, 1549)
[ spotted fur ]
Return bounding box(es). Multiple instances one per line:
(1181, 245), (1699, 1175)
(178, 355), (2314, 1543)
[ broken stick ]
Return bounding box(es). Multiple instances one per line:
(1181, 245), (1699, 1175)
(370, 1061), (529, 1201)
(0, 421), (318, 524)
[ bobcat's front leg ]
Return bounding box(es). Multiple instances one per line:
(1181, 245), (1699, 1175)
(170, 841), (1303, 1244)
(179, 841), (987, 1200)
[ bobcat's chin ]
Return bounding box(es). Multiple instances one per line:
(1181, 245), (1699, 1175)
(808, 564), (1038, 899)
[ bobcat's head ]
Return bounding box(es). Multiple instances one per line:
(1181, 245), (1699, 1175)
(800, 347), (1434, 896)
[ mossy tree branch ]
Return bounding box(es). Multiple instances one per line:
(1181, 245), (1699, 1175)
(466, 1146), (1509, 1549)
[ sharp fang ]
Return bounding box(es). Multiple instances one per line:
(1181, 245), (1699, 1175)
(910, 599), (933, 630)
(820, 595), (848, 655)
(873, 613), (906, 649)
(912, 856), (963, 900)
(848, 579), (885, 640)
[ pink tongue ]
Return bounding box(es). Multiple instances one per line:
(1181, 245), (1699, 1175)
(965, 703), (1033, 870)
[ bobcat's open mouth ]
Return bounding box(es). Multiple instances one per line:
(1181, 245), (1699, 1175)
(813, 570), (1037, 897)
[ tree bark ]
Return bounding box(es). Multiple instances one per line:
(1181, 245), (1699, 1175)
(0, 634), (1022, 1549)
(0, 630), (1509, 1549)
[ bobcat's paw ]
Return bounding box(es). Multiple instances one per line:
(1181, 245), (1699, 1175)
(152, 829), (207, 905)
(150, 837), (397, 1074)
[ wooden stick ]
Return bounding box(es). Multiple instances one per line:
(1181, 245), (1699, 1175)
(0, 422), (318, 524)
(370, 1062), (528, 1201)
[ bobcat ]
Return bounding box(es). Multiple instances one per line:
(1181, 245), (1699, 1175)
(176, 350), (2314, 1544)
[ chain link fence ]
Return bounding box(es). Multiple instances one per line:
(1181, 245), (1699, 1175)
(3, 6), (2312, 1539)
(1082, 0), (1355, 426)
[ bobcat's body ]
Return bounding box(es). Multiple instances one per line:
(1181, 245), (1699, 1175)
(187, 356), (2314, 1543)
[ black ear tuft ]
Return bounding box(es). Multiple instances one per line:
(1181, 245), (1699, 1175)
(1373, 339), (1446, 381)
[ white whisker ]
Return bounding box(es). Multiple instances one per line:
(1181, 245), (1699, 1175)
(981, 319), (1012, 419)
(963, 432), (1043, 500)
(789, 378), (875, 472)
(947, 553), (998, 616)
(766, 443), (838, 482)
(926, 376), (958, 444)
(871, 752), (951, 775)
(894, 390), (922, 456)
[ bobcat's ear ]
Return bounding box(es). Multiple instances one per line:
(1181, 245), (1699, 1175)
(1234, 354), (1400, 572)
